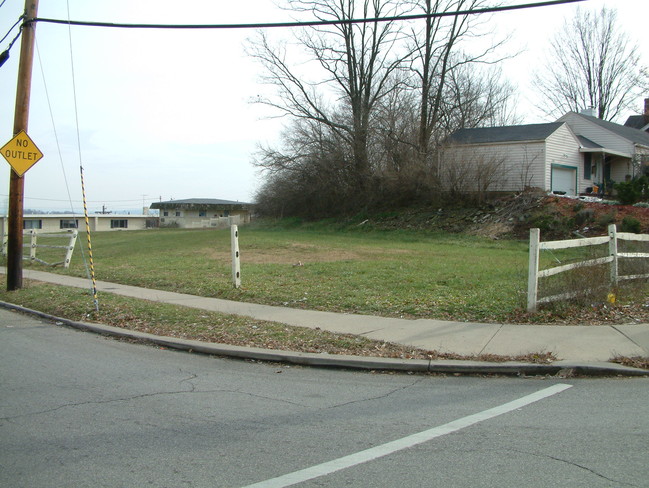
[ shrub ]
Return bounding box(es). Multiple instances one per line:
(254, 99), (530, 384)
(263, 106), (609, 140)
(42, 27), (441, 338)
(621, 216), (641, 234)
(596, 212), (616, 228)
(615, 176), (649, 205)
(574, 208), (594, 226)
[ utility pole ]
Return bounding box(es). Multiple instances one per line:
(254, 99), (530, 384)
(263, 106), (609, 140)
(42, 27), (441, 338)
(7, 0), (39, 291)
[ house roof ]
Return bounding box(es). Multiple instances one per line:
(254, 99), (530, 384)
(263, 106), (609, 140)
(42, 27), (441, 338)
(561, 112), (649, 148)
(624, 114), (649, 131)
(150, 198), (252, 210)
(446, 122), (564, 145)
(577, 136), (603, 149)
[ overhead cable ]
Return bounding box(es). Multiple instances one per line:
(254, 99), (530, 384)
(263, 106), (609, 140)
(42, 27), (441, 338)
(27, 0), (588, 30)
(1, 15), (23, 44)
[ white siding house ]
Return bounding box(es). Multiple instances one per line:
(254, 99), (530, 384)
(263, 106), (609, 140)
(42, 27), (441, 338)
(150, 199), (253, 229)
(444, 111), (649, 196)
(443, 122), (582, 195)
(557, 112), (649, 192)
(0, 214), (150, 236)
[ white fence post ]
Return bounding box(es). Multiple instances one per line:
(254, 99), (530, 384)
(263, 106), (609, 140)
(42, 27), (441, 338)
(231, 225), (241, 289)
(29, 230), (37, 262)
(608, 224), (618, 287)
(527, 228), (540, 312)
(63, 230), (78, 268)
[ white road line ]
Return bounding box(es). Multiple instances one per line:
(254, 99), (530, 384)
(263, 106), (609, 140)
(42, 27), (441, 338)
(242, 383), (573, 488)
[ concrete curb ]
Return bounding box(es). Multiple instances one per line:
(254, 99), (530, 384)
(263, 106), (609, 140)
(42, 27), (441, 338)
(2, 301), (647, 377)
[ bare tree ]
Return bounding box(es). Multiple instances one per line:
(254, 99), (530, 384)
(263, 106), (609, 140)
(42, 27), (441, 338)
(248, 0), (409, 193)
(406, 0), (509, 161)
(438, 144), (507, 202)
(533, 7), (645, 121)
(438, 61), (520, 135)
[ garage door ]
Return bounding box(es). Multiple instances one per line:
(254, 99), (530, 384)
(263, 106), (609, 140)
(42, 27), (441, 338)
(552, 166), (577, 195)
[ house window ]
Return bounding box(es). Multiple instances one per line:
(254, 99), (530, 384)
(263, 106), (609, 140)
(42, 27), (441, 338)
(583, 153), (592, 179)
(175, 211), (181, 217)
(163, 211), (169, 217)
(111, 219), (128, 229)
(60, 219), (78, 229)
(23, 219), (42, 230)
(199, 211), (207, 217)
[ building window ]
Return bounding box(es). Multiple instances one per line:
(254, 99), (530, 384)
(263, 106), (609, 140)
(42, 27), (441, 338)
(111, 219), (128, 229)
(163, 211), (169, 217)
(60, 219), (78, 229)
(584, 153), (592, 180)
(23, 219), (42, 230)
(199, 211), (207, 217)
(175, 211), (181, 217)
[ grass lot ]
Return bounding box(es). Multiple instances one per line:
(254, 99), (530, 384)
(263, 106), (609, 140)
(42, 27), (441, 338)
(24, 225), (531, 322)
(8, 222), (648, 324)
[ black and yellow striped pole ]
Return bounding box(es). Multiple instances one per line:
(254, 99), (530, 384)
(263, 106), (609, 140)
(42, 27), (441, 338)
(80, 165), (98, 311)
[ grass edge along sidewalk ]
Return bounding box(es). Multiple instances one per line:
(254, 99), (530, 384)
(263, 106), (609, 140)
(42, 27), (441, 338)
(0, 280), (647, 376)
(20, 226), (649, 325)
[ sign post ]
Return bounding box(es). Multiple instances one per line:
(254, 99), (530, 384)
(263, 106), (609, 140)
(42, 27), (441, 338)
(5, 0), (39, 291)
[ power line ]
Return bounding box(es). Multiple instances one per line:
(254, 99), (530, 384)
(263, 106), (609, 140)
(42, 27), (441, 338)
(27, 0), (589, 30)
(1, 15), (23, 44)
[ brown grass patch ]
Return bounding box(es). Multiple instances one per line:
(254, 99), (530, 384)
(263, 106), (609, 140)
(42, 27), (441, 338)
(203, 243), (406, 265)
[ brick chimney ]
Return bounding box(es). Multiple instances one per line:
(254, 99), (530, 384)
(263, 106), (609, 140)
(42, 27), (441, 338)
(645, 98), (649, 116)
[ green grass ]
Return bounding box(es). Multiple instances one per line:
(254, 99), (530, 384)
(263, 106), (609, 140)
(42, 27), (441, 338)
(7, 223), (648, 323)
(27, 226), (531, 322)
(0, 282), (561, 363)
(0, 282), (427, 358)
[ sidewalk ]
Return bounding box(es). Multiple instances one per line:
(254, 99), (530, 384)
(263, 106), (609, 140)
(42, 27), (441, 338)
(4, 268), (649, 376)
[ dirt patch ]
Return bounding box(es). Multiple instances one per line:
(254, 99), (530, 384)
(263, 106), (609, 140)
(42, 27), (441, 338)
(205, 243), (404, 265)
(545, 195), (649, 234)
(365, 190), (649, 239)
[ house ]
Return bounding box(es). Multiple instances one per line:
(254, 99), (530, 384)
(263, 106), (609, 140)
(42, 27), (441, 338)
(150, 198), (253, 229)
(443, 111), (649, 196)
(443, 122), (582, 195)
(0, 213), (151, 236)
(557, 111), (649, 191)
(624, 98), (649, 133)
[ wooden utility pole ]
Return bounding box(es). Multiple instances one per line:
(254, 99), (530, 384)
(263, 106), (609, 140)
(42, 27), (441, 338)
(7, 0), (39, 291)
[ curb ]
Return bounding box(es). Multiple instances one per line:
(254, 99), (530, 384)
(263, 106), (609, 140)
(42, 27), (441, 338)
(2, 301), (647, 377)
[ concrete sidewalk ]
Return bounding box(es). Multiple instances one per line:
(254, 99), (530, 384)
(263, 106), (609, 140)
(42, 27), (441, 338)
(4, 268), (649, 375)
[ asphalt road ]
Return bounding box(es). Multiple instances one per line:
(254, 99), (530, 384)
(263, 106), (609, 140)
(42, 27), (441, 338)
(1, 309), (648, 488)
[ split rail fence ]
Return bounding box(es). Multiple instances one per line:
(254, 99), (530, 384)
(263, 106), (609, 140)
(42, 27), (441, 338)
(528, 224), (649, 312)
(2, 229), (78, 268)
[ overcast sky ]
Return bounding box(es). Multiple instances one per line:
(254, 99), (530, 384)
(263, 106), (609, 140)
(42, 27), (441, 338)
(0, 0), (647, 214)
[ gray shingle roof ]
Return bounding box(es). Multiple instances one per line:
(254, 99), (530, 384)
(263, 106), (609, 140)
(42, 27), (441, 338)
(447, 122), (564, 145)
(568, 112), (649, 147)
(151, 198), (252, 209)
(624, 115), (647, 129)
(577, 136), (603, 149)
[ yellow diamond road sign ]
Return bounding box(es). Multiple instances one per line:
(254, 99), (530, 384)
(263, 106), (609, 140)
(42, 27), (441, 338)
(1, 130), (44, 176)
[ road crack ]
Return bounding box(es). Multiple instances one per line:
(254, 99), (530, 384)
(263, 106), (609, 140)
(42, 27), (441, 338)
(508, 449), (639, 487)
(325, 377), (425, 409)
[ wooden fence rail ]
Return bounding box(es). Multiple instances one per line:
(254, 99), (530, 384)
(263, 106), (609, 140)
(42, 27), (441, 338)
(2, 229), (78, 268)
(528, 224), (649, 312)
